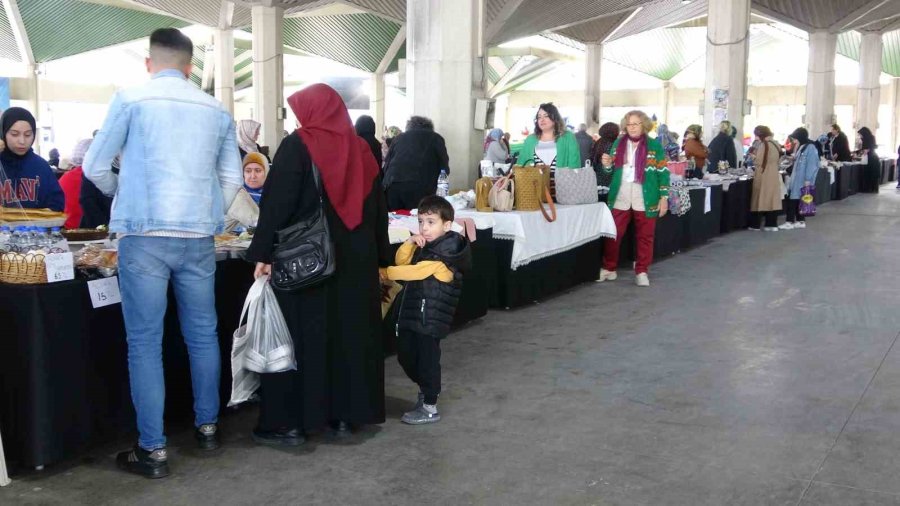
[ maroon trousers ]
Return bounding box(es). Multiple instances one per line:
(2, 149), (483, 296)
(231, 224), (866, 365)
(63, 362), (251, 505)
(602, 208), (657, 274)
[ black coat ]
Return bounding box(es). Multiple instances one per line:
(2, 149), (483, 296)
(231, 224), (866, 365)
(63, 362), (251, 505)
(394, 232), (471, 339)
(707, 132), (737, 171)
(382, 128), (449, 192)
(246, 133), (391, 430)
(79, 175), (112, 228)
(832, 132), (852, 162)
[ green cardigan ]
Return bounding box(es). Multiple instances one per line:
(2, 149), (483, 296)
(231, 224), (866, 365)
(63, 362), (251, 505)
(602, 137), (670, 218)
(516, 131), (582, 169)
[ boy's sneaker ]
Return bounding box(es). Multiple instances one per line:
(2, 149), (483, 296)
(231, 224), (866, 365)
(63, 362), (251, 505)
(195, 423), (220, 451)
(414, 392), (425, 411)
(401, 405), (441, 425)
(116, 445), (170, 479)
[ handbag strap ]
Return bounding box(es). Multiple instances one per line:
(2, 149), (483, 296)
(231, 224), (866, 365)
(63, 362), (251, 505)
(538, 184), (557, 222)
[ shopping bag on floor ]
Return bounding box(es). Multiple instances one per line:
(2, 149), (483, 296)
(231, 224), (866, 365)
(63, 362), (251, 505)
(800, 184), (816, 216)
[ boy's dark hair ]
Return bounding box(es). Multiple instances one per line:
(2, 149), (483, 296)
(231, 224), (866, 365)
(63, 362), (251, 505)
(418, 195), (454, 222)
(149, 28), (193, 63)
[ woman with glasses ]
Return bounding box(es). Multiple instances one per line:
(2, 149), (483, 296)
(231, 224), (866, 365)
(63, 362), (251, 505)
(515, 103), (581, 170)
(597, 110), (670, 287)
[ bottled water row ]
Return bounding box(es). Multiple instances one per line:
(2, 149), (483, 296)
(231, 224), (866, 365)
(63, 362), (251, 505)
(0, 226), (66, 254)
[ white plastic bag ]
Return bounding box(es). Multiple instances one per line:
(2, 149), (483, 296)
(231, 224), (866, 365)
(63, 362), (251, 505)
(228, 277), (297, 407)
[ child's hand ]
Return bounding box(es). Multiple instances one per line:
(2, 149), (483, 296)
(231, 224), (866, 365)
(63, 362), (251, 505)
(409, 234), (427, 248)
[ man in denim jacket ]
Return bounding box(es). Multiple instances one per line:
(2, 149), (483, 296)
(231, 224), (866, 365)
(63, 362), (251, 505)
(84, 28), (242, 479)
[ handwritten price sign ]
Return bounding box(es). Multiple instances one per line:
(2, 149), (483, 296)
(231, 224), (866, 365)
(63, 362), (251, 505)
(44, 252), (74, 283)
(87, 276), (122, 308)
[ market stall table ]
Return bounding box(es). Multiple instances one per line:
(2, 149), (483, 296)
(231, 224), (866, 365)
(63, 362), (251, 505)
(881, 158), (895, 185)
(0, 258), (254, 472)
(457, 203), (616, 309)
(719, 179), (752, 234)
(816, 168), (832, 205)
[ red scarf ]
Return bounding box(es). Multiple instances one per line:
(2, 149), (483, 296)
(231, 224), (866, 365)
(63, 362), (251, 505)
(288, 84), (380, 230)
(613, 134), (648, 183)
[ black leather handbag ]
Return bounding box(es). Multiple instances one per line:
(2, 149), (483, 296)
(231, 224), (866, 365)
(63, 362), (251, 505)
(271, 164), (336, 291)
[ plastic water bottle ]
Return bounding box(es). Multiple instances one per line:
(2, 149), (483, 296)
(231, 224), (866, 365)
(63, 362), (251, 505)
(10, 226), (25, 253)
(0, 226), (10, 253)
(26, 227), (42, 252)
(436, 170), (450, 197)
(49, 227), (67, 252)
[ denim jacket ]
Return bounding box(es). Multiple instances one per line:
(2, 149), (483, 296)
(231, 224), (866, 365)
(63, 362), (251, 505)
(788, 143), (820, 199)
(83, 69), (243, 235)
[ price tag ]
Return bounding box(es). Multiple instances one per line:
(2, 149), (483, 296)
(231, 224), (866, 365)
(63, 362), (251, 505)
(87, 276), (122, 308)
(44, 252), (74, 283)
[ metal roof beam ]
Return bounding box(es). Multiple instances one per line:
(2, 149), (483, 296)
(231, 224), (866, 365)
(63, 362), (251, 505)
(751, 5), (814, 32)
(486, 0), (527, 43)
(547, 5), (647, 35)
(4, 0), (33, 64)
(602, 7), (641, 44)
(488, 46), (578, 62)
(376, 23), (406, 74)
(488, 56), (529, 97)
(335, 0), (404, 24)
(829, 0), (890, 32)
(879, 16), (900, 34)
(490, 59), (562, 97)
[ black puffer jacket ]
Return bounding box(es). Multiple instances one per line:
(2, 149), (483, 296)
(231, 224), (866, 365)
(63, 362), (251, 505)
(395, 232), (471, 339)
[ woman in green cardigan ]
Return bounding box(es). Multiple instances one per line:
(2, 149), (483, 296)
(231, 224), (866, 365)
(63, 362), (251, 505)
(597, 110), (670, 287)
(516, 103), (581, 169)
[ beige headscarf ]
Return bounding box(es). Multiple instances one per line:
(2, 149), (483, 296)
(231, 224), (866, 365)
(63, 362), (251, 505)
(237, 119), (261, 154)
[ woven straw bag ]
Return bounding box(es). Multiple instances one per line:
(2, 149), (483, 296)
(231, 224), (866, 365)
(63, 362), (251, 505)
(512, 166), (557, 222)
(475, 177), (494, 212)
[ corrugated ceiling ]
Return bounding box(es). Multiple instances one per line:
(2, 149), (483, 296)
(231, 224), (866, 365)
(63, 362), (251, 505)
(606, 0), (708, 42)
(19, 0), (187, 62)
(488, 0), (651, 45)
(282, 13), (401, 72)
(0, 3), (21, 62)
(838, 30), (900, 77)
(557, 11), (631, 44)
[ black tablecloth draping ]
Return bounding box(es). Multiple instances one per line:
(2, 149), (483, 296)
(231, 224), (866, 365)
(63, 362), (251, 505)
(847, 163), (861, 195)
(0, 260), (254, 471)
(815, 168), (832, 205)
(382, 227), (495, 355)
(614, 185), (723, 265)
(833, 163), (857, 200)
(720, 179), (752, 233)
(492, 238), (602, 309)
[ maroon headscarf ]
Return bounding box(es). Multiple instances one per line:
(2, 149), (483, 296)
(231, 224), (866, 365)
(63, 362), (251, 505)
(288, 84), (380, 230)
(613, 134), (649, 183)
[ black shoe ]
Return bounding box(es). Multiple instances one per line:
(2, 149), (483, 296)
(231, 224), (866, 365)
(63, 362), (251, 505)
(195, 423), (220, 451)
(116, 445), (170, 479)
(252, 427), (305, 447)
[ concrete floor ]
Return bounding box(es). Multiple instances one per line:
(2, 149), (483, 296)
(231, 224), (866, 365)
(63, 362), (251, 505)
(4, 185), (900, 505)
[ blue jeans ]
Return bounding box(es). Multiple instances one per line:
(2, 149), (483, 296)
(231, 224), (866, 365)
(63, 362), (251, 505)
(118, 236), (220, 451)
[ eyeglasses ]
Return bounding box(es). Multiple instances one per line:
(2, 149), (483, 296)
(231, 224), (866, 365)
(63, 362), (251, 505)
(626, 123), (642, 127)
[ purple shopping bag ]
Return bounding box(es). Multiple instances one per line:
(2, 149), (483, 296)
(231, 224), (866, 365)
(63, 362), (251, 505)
(800, 184), (816, 217)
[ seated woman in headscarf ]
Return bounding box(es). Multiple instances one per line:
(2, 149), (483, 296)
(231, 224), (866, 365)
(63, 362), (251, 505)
(682, 124), (708, 178)
(242, 152), (268, 204)
(58, 139), (93, 228)
(0, 107), (65, 211)
(483, 128), (508, 164)
(355, 115), (383, 168)
(238, 119), (270, 161)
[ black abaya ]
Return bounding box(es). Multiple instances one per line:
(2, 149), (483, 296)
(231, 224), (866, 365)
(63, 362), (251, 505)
(862, 150), (882, 193)
(246, 133), (391, 431)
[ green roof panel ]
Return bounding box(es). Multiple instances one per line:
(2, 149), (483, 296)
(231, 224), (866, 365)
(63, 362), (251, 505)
(19, 0), (187, 62)
(283, 13), (401, 72)
(0, 4), (20, 62)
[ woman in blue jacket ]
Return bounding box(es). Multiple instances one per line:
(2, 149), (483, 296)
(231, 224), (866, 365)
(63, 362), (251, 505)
(781, 127), (819, 230)
(0, 107), (64, 211)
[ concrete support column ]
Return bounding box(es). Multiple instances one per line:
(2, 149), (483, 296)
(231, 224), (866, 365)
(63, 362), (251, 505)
(584, 43), (602, 129)
(805, 30), (837, 136)
(703, 0), (750, 144)
(373, 72), (386, 137)
(856, 32), (883, 131)
(27, 64), (39, 151)
(889, 77), (900, 152)
(660, 81), (675, 125)
(214, 28), (235, 115)
(251, 4), (284, 152)
(407, 0), (485, 190)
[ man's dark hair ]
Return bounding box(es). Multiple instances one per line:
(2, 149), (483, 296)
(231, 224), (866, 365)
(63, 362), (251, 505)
(406, 116), (434, 131)
(418, 195), (454, 222)
(149, 28), (193, 66)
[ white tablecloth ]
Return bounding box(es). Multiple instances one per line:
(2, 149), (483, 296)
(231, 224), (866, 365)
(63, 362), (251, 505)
(457, 202), (616, 270)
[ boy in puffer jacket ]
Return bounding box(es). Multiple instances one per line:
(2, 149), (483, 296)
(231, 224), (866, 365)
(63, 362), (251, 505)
(381, 195), (471, 425)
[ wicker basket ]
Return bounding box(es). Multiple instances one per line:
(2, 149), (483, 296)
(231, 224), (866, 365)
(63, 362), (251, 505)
(1, 252), (47, 284)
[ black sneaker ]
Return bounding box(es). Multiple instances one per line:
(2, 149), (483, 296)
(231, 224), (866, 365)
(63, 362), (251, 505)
(195, 423), (220, 451)
(252, 427), (305, 447)
(116, 445), (170, 479)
